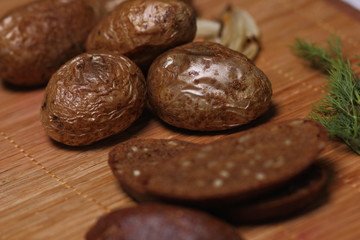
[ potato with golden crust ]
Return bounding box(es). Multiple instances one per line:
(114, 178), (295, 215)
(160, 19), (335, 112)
(86, 0), (196, 71)
(147, 41), (272, 131)
(0, 0), (99, 86)
(40, 52), (146, 146)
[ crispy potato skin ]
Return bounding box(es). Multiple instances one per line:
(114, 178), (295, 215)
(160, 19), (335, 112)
(40, 52), (146, 146)
(0, 0), (98, 86)
(86, 0), (196, 70)
(147, 41), (273, 131)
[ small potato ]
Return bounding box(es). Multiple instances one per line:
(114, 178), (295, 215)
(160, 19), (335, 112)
(147, 41), (272, 131)
(0, 0), (98, 86)
(86, 0), (196, 70)
(40, 52), (146, 146)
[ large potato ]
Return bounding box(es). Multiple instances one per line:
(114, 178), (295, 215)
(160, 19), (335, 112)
(0, 0), (98, 86)
(147, 41), (272, 131)
(40, 52), (146, 146)
(86, 0), (196, 70)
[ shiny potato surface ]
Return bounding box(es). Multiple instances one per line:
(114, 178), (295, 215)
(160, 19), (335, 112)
(86, 0), (196, 70)
(86, 0), (126, 17)
(40, 52), (146, 146)
(88, 0), (193, 17)
(0, 0), (98, 86)
(147, 41), (273, 131)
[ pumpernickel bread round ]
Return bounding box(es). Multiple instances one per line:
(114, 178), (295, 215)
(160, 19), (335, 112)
(86, 204), (243, 240)
(108, 138), (198, 201)
(213, 162), (329, 223)
(144, 119), (328, 206)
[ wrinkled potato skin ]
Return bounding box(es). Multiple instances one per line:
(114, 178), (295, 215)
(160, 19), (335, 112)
(41, 52), (146, 146)
(86, 0), (196, 70)
(0, 0), (98, 86)
(147, 42), (272, 131)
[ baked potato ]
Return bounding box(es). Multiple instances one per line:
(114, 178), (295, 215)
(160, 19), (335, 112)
(0, 0), (98, 86)
(40, 52), (146, 146)
(86, 0), (196, 71)
(147, 41), (272, 131)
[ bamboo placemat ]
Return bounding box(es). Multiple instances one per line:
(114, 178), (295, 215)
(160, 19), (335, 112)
(1, 0), (360, 239)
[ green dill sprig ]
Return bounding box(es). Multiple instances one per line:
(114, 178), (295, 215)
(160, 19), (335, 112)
(291, 36), (360, 154)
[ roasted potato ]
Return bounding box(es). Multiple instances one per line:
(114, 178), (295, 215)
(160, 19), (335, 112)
(147, 41), (272, 131)
(0, 0), (99, 86)
(86, 0), (196, 71)
(40, 52), (146, 146)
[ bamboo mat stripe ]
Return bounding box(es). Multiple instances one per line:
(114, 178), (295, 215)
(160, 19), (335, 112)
(0, 131), (110, 213)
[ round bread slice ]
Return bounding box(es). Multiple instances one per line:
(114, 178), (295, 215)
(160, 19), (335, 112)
(144, 119), (328, 206)
(213, 162), (329, 223)
(108, 138), (199, 201)
(85, 204), (243, 240)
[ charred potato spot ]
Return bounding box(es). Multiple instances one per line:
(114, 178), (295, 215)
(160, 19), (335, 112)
(86, 0), (196, 71)
(51, 115), (64, 129)
(76, 64), (84, 70)
(147, 41), (272, 131)
(0, 0), (99, 86)
(41, 52), (146, 146)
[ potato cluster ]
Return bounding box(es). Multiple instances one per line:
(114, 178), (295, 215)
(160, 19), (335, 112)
(0, 0), (272, 146)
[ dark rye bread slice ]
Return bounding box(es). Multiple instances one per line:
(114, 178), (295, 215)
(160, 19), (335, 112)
(85, 204), (243, 240)
(144, 119), (328, 207)
(213, 162), (329, 223)
(108, 138), (199, 201)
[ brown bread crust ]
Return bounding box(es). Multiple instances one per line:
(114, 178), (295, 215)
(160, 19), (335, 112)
(86, 204), (243, 240)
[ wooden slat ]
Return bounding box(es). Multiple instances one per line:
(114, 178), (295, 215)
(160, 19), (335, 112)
(1, 0), (360, 239)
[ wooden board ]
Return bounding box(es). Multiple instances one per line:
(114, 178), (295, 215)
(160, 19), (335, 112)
(1, 0), (360, 239)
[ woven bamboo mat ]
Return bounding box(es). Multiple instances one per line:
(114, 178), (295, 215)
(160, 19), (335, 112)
(1, 0), (360, 239)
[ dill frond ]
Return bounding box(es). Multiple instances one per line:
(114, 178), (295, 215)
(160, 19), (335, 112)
(291, 36), (360, 154)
